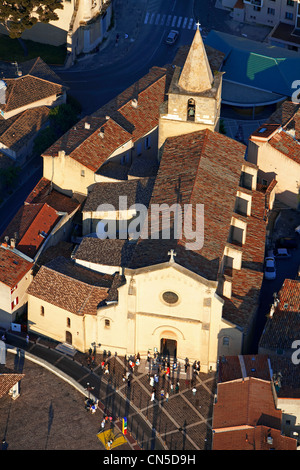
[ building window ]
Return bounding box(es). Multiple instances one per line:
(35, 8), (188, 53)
(145, 136), (151, 149)
(285, 11), (293, 19)
(253, 6), (261, 11)
(267, 7), (275, 14)
(41, 306), (45, 316)
(105, 319), (110, 328)
(187, 98), (196, 121)
(162, 291), (179, 305)
(81, 169), (85, 177)
(136, 142), (142, 155)
(223, 337), (230, 346)
(287, 0), (294, 6)
(11, 297), (18, 310)
(67, 317), (71, 328)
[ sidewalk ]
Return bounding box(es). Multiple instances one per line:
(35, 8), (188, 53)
(68, 0), (148, 72)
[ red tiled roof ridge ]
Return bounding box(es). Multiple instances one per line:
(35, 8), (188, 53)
(74, 116), (132, 157)
(118, 72), (167, 112)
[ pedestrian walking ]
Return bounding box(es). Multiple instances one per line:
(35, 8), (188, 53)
(26, 334), (29, 344)
(192, 386), (197, 396)
(150, 375), (154, 387)
(101, 418), (105, 430)
(170, 383), (174, 394)
(166, 391), (169, 402)
(161, 388), (164, 398)
(150, 389), (155, 402)
(175, 381), (180, 393)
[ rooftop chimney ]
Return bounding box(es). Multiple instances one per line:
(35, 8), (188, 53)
(131, 98), (138, 108)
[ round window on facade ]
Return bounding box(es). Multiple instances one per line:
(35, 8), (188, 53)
(162, 291), (179, 305)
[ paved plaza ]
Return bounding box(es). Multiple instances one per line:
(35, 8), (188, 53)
(0, 337), (217, 451)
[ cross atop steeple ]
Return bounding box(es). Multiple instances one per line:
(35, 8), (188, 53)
(196, 21), (201, 30)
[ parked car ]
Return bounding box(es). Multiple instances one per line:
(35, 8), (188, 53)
(273, 248), (291, 259)
(264, 257), (276, 280)
(166, 30), (179, 45)
(275, 237), (298, 250)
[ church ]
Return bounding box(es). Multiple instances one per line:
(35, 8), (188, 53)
(26, 26), (271, 372)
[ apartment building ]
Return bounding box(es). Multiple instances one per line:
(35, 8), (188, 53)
(221, 0), (300, 51)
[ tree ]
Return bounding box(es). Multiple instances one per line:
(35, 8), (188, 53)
(0, 1), (64, 39)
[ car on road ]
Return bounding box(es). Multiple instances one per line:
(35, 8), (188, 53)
(275, 237), (298, 250)
(264, 257), (276, 280)
(269, 248), (291, 259)
(166, 30), (179, 45)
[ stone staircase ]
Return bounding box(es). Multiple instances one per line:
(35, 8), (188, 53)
(55, 342), (77, 357)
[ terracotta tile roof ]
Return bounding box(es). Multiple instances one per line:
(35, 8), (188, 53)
(0, 245), (33, 288)
(17, 204), (60, 258)
(0, 370), (25, 399)
(269, 355), (300, 398)
(268, 130), (300, 165)
(128, 128), (246, 280)
(27, 257), (125, 314)
(0, 203), (60, 259)
(42, 67), (167, 172)
(1, 57), (65, 114)
(25, 177), (81, 214)
(213, 425), (297, 450)
(43, 115), (132, 172)
(83, 177), (155, 212)
(74, 237), (136, 268)
(213, 377), (282, 430)
(0, 106), (50, 152)
(259, 279), (300, 352)
(218, 355), (272, 383)
(221, 190), (266, 332)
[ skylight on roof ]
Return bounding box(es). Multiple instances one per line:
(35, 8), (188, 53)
(259, 127), (267, 133)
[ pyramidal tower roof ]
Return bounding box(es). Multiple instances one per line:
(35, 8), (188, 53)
(178, 24), (213, 93)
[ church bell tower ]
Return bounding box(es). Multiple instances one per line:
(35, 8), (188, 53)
(158, 24), (223, 149)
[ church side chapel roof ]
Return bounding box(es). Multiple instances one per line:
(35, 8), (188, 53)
(42, 66), (167, 172)
(128, 128), (247, 281)
(27, 256), (125, 314)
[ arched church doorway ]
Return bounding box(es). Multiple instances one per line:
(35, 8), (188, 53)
(160, 338), (177, 359)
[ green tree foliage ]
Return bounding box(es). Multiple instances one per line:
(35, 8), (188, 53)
(0, 1), (64, 39)
(33, 95), (82, 156)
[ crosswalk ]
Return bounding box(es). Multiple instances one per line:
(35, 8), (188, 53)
(144, 12), (199, 31)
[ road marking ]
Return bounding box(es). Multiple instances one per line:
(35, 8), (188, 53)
(143, 12), (197, 31)
(188, 18), (194, 29)
(149, 13), (155, 24)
